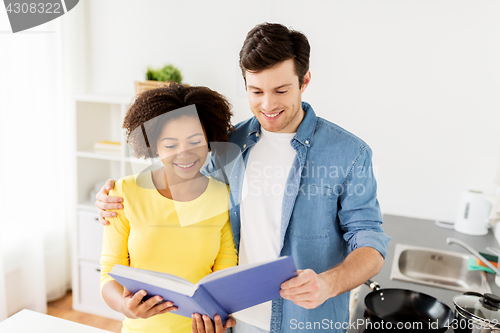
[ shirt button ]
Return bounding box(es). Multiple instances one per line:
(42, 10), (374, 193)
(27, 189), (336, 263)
(235, 176), (237, 179)
(243, 144), (246, 148)
(234, 212), (237, 215)
(255, 133), (259, 137)
(305, 140), (309, 144)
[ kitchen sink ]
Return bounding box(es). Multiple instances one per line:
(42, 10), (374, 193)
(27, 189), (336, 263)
(390, 243), (491, 293)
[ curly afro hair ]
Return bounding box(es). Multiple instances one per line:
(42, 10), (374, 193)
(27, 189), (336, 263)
(124, 83), (233, 159)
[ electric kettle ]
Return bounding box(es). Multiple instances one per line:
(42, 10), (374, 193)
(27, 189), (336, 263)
(455, 190), (493, 236)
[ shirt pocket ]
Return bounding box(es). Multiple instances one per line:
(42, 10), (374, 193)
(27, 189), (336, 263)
(288, 184), (336, 239)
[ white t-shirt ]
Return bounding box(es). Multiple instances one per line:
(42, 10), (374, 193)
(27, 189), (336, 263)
(232, 127), (297, 331)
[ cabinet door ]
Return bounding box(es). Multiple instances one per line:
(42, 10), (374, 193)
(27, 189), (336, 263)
(79, 260), (123, 321)
(78, 210), (103, 262)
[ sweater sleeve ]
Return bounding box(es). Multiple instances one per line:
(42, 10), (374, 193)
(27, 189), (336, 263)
(100, 179), (131, 294)
(212, 219), (238, 272)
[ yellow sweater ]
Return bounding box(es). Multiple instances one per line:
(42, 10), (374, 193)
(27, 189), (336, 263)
(100, 172), (237, 333)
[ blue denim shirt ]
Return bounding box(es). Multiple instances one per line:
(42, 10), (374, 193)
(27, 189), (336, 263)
(206, 102), (390, 333)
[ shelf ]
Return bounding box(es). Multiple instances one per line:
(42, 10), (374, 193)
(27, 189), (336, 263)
(76, 151), (123, 162)
(73, 95), (147, 321)
(76, 150), (155, 166)
(124, 156), (153, 165)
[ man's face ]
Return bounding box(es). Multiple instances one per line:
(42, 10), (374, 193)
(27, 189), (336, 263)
(245, 59), (311, 133)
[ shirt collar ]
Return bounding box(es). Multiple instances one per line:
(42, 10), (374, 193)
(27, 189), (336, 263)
(245, 101), (317, 146)
(246, 117), (261, 137)
(293, 102), (316, 147)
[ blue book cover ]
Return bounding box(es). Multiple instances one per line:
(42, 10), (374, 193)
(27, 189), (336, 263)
(108, 256), (297, 323)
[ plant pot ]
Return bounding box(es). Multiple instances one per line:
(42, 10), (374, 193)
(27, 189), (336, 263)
(134, 80), (176, 95)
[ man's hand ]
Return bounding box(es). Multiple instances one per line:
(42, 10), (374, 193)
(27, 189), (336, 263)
(280, 248), (385, 310)
(95, 179), (123, 225)
(121, 288), (177, 319)
(192, 313), (236, 333)
(280, 269), (332, 309)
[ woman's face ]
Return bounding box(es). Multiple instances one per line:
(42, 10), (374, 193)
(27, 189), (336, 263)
(156, 116), (209, 182)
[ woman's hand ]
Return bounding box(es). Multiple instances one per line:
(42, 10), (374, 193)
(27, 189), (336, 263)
(191, 313), (236, 333)
(121, 288), (177, 319)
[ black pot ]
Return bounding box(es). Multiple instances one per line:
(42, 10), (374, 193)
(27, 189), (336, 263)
(364, 280), (454, 332)
(453, 292), (500, 333)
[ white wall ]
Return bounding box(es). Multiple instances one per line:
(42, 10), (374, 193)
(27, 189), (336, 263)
(79, 0), (500, 222)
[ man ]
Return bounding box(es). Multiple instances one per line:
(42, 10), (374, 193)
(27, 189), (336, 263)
(96, 23), (390, 333)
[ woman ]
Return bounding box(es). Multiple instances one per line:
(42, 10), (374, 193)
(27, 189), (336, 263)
(100, 84), (238, 333)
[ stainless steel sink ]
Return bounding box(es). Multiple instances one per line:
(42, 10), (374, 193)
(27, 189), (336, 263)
(390, 243), (491, 293)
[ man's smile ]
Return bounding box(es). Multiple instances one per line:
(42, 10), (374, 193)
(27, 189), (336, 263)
(261, 110), (284, 119)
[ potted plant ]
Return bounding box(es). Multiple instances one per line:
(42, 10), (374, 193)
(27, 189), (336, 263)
(135, 64), (184, 94)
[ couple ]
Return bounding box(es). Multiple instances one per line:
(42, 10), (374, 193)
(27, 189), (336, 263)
(96, 22), (390, 333)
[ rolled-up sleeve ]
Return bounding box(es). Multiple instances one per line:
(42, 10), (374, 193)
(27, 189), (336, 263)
(338, 146), (391, 258)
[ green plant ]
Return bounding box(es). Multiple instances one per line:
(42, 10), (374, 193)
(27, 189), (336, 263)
(145, 64), (183, 83)
(146, 67), (158, 81)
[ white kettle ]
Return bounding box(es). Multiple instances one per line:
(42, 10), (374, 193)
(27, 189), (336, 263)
(454, 190), (493, 236)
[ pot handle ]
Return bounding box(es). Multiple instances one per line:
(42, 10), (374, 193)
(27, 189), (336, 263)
(365, 280), (381, 291)
(462, 292), (500, 309)
(483, 293), (500, 309)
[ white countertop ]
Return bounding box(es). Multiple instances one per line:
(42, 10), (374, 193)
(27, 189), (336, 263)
(0, 309), (113, 333)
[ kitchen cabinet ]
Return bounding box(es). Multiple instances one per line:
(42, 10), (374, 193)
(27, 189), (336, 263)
(348, 214), (500, 333)
(71, 94), (147, 320)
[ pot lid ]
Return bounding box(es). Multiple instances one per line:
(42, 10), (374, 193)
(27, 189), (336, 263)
(454, 293), (500, 327)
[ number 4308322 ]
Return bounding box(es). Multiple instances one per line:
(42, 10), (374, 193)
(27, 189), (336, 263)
(6, 3), (61, 14)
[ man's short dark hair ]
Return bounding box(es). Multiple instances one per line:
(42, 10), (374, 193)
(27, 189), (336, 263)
(239, 22), (310, 87)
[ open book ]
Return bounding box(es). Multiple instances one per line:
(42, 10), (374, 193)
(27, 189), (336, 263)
(108, 256), (297, 323)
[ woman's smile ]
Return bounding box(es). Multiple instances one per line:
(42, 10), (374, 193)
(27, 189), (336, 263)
(173, 160), (199, 171)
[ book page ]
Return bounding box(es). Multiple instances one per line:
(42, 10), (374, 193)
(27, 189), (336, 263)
(196, 257), (290, 286)
(110, 265), (197, 296)
(197, 256), (297, 314)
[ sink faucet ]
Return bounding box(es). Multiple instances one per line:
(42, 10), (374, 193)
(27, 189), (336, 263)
(446, 237), (500, 275)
